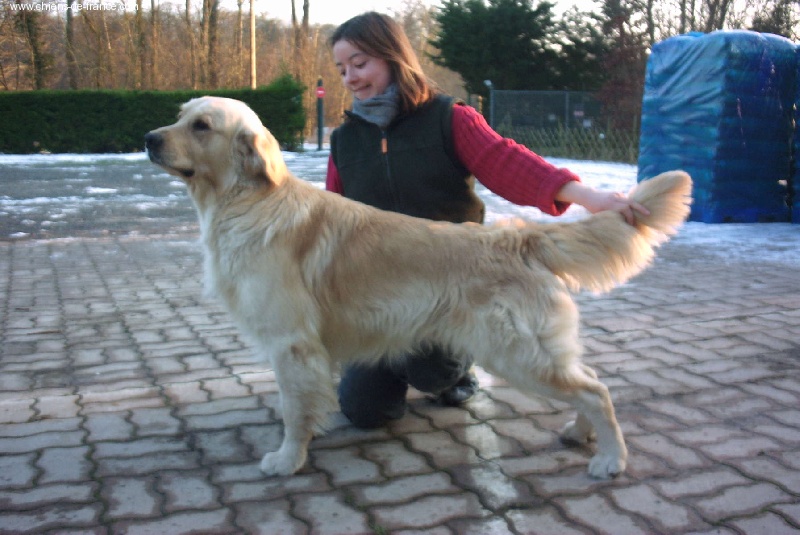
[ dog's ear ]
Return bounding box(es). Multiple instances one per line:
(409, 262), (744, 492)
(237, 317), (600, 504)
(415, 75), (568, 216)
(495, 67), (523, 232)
(235, 127), (288, 187)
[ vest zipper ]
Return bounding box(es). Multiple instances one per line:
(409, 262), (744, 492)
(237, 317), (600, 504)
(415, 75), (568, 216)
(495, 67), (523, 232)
(381, 129), (401, 211)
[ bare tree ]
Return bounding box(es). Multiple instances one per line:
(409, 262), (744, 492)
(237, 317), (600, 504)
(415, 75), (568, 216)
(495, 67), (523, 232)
(703, 0), (735, 30)
(234, 0), (244, 86)
(249, 0), (255, 88)
(65, 0), (78, 88)
(14, 0), (52, 89)
(207, 0), (219, 87)
(291, 0), (309, 79)
(183, 0), (197, 88)
(150, 0), (160, 88)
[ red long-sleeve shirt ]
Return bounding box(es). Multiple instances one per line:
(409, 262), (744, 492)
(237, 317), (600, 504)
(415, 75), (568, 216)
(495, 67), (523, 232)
(326, 103), (579, 216)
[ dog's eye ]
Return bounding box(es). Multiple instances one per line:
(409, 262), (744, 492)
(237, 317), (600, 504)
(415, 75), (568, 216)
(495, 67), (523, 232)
(192, 119), (210, 132)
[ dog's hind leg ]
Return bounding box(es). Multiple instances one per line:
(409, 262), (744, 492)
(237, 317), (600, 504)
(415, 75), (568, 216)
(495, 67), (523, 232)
(554, 368), (627, 479)
(559, 364), (600, 445)
(499, 363), (627, 479)
(259, 339), (337, 476)
(478, 291), (627, 479)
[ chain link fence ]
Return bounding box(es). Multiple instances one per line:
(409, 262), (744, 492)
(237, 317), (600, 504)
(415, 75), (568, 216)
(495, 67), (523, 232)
(479, 90), (640, 163)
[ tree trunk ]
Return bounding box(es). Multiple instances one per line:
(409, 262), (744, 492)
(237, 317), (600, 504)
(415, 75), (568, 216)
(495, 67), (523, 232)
(136, 0), (145, 88)
(14, 0), (52, 89)
(207, 0), (219, 88)
(236, 0), (244, 86)
(66, 0), (78, 88)
(185, 0), (198, 89)
(150, 0), (159, 88)
(249, 0), (256, 88)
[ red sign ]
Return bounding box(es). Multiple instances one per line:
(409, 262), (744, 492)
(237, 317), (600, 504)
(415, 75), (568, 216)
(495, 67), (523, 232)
(316, 87), (326, 98)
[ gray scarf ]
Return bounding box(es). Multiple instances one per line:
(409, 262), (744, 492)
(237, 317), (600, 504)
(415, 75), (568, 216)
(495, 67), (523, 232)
(350, 84), (400, 130)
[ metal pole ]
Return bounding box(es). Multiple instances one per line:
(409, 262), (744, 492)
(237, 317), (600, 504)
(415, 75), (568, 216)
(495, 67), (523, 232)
(249, 0), (256, 89)
(490, 88), (495, 130)
(317, 77), (324, 151)
(483, 80), (494, 129)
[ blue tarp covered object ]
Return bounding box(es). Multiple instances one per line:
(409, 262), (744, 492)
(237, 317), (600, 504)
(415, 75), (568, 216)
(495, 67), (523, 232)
(638, 30), (796, 223)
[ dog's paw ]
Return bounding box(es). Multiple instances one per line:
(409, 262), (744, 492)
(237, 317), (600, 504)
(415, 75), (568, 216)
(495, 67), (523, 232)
(587, 452), (626, 479)
(560, 419), (596, 446)
(259, 448), (306, 477)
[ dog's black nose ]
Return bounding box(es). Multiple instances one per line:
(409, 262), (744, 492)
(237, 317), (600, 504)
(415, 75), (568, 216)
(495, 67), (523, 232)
(144, 132), (162, 152)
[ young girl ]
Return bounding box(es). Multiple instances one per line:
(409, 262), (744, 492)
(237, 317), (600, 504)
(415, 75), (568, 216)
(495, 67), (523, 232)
(327, 11), (647, 429)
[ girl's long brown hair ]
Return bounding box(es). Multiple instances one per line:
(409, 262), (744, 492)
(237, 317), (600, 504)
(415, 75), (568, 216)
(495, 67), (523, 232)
(329, 11), (437, 114)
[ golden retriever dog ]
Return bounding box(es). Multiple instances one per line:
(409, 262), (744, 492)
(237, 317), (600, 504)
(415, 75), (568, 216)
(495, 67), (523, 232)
(145, 96), (692, 479)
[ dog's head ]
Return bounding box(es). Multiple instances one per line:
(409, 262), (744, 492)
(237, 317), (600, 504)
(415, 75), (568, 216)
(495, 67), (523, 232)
(145, 96), (287, 201)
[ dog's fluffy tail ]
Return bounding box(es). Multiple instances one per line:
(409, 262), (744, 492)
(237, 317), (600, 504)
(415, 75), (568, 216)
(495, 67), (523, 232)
(524, 170), (692, 292)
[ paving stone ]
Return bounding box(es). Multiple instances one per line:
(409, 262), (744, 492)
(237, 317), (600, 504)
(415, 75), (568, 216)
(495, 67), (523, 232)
(450, 422), (527, 460)
(223, 472), (331, 502)
(177, 396), (260, 417)
(729, 512), (800, 535)
(448, 462), (539, 510)
(371, 493), (490, 531)
(93, 437), (189, 459)
(653, 468), (751, 499)
(483, 386), (559, 415)
(129, 406), (183, 436)
(360, 440), (431, 477)
(37, 446), (92, 483)
(112, 509), (235, 535)
(506, 504), (593, 535)
(555, 494), (648, 535)
(696, 436), (783, 459)
(489, 418), (562, 451)
(0, 453), (37, 489)
(102, 477), (161, 519)
(0, 399), (34, 423)
(162, 381), (209, 404)
(0, 430), (85, 454)
(312, 446), (383, 486)
(352, 473), (456, 506)
(0, 504), (103, 533)
(693, 483), (792, 521)
(183, 408), (270, 431)
(95, 452), (199, 477)
(234, 499), (307, 534)
(158, 471), (221, 512)
(80, 386), (165, 413)
(773, 503), (800, 525)
(0, 416), (82, 437)
(84, 412), (134, 441)
(0, 482), (96, 511)
(611, 484), (704, 532)
(495, 448), (587, 477)
(405, 430), (481, 469)
(627, 434), (709, 470)
(195, 429), (253, 463)
(292, 493), (372, 534)
(34, 394), (81, 419)
(727, 456), (800, 494)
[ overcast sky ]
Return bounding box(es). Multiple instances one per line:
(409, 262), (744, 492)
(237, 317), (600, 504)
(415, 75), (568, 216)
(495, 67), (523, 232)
(262, 0), (599, 25)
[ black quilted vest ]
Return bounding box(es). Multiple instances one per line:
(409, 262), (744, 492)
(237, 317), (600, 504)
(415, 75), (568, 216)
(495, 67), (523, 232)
(330, 95), (485, 224)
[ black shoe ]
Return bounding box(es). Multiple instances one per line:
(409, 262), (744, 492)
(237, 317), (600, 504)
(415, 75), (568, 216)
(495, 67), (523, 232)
(435, 370), (479, 407)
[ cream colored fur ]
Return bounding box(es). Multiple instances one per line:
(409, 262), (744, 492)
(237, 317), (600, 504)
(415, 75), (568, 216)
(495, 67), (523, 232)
(146, 96), (692, 479)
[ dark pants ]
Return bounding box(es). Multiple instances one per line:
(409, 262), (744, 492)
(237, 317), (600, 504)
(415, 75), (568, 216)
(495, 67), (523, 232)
(338, 345), (471, 429)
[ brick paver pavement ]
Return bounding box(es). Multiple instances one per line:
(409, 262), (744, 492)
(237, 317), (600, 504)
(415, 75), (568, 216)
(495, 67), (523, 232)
(1, 233), (799, 534)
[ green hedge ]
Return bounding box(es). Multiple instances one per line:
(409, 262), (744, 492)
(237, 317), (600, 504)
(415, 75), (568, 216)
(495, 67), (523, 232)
(0, 75), (306, 154)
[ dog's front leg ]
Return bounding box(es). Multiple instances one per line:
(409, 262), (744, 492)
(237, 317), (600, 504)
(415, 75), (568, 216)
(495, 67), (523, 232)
(259, 339), (336, 476)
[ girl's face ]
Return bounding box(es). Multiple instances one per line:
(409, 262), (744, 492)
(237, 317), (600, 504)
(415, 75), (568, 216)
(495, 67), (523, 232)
(333, 39), (392, 101)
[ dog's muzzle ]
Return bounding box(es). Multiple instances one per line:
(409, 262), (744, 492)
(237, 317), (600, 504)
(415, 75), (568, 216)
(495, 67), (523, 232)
(144, 132), (194, 178)
(144, 132), (163, 161)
